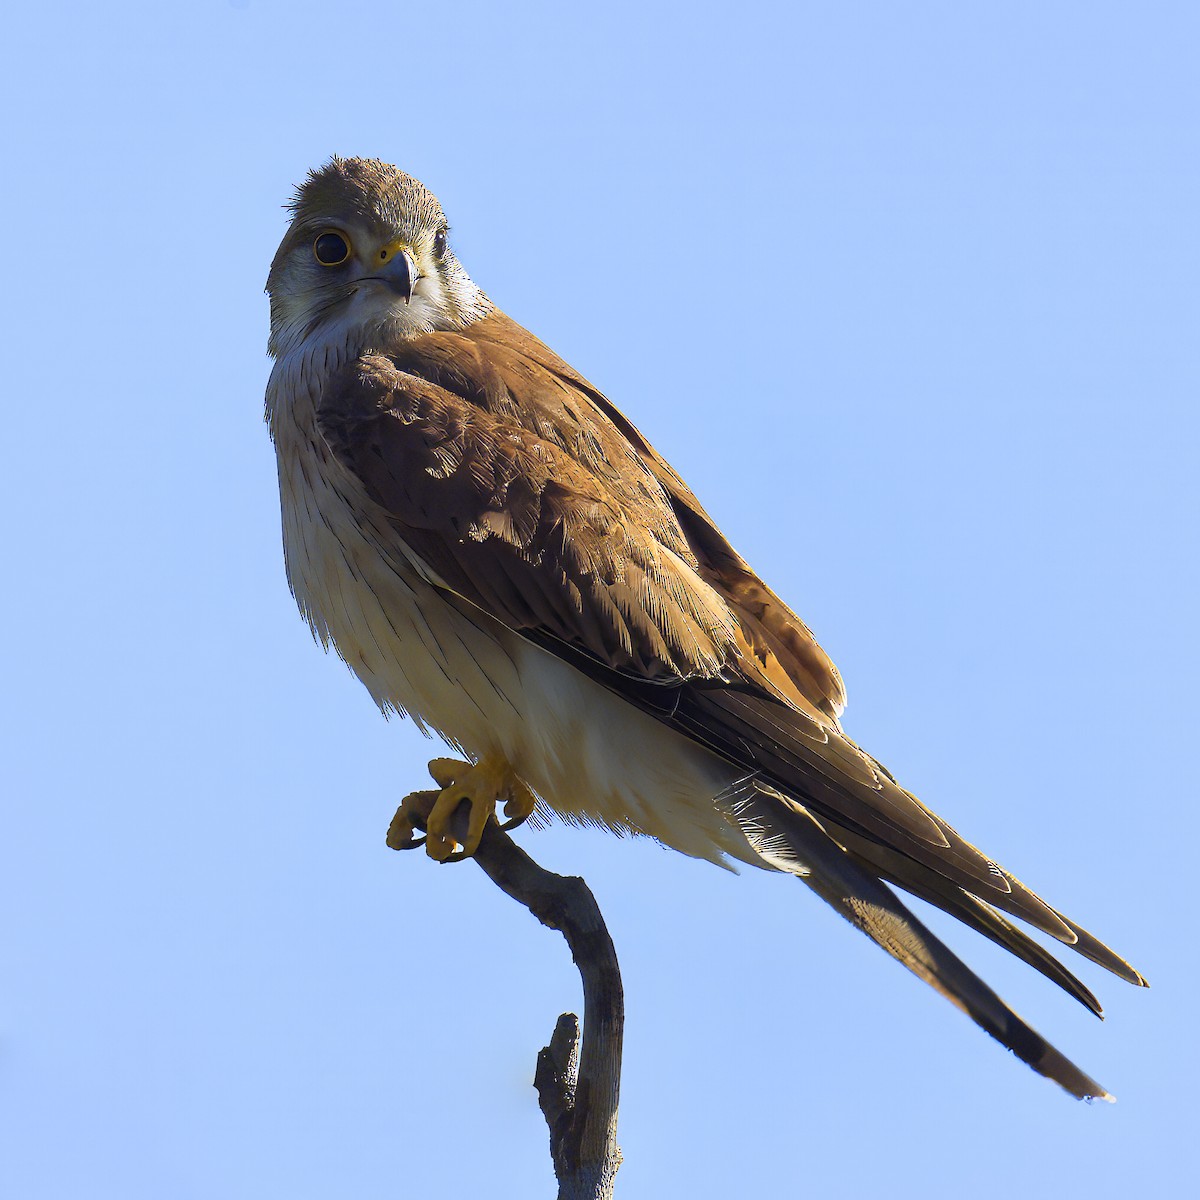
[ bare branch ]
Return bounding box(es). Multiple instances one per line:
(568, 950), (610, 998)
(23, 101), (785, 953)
(390, 797), (623, 1198)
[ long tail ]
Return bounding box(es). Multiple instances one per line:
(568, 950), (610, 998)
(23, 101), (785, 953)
(733, 779), (1116, 1101)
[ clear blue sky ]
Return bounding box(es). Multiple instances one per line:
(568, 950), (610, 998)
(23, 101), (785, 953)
(3, 2), (1196, 1196)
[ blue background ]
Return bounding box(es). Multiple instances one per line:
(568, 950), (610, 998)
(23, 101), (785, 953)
(3, 3), (1196, 1196)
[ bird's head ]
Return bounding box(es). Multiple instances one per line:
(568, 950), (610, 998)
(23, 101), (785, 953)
(266, 157), (490, 360)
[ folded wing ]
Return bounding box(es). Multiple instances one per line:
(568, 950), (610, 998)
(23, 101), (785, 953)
(316, 310), (1145, 1097)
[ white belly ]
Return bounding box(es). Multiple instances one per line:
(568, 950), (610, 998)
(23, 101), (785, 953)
(269, 369), (758, 869)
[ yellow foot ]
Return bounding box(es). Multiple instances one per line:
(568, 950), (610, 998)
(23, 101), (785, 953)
(387, 755), (536, 863)
(386, 789), (438, 853)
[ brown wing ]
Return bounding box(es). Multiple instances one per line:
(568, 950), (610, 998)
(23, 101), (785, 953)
(317, 310), (1145, 999)
(316, 318), (742, 682)
(466, 313), (849, 722)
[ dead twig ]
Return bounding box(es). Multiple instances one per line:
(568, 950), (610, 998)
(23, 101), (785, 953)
(389, 796), (623, 1199)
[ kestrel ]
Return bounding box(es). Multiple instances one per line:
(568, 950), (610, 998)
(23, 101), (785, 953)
(265, 157), (1144, 1100)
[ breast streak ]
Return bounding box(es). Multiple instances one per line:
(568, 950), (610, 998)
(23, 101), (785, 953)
(270, 366), (755, 870)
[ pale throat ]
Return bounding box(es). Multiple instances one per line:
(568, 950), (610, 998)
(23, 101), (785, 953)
(272, 284), (447, 367)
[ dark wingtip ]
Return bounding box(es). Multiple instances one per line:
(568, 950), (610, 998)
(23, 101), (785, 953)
(1035, 1043), (1115, 1103)
(1005, 1016), (1114, 1102)
(1061, 920), (1149, 988)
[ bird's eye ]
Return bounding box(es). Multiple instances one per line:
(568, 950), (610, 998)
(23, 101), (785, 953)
(313, 231), (352, 266)
(433, 227), (448, 258)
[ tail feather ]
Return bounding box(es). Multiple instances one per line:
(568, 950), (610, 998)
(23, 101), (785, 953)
(1049, 914), (1149, 988)
(817, 807), (1147, 990)
(854, 850), (1106, 1018)
(736, 781), (1115, 1101)
(815, 818), (1106, 1015)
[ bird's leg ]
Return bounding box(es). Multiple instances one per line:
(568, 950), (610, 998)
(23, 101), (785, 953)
(389, 755), (537, 862)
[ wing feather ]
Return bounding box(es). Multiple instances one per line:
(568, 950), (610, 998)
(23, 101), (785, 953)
(315, 311), (1145, 1004)
(469, 313), (850, 720)
(733, 782), (1114, 1099)
(317, 342), (738, 680)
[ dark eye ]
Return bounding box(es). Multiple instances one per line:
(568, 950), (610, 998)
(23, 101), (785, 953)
(433, 227), (448, 258)
(313, 231), (352, 266)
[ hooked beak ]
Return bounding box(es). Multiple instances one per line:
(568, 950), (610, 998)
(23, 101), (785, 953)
(369, 239), (420, 303)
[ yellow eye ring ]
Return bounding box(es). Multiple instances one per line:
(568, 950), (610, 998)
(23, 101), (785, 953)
(313, 230), (352, 266)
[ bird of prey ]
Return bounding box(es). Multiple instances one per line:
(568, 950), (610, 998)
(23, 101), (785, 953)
(265, 157), (1145, 1101)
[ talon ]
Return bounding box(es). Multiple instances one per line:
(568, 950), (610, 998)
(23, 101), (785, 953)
(386, 790), (437, 851)
(388, 825), (427, 851)
(425, 827), (458, 862)
(500, 779), (537, 831)
(419, 754), (533, 860)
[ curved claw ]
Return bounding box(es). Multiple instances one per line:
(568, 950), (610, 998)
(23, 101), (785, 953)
(393, 757), (537, 862)
(500, 779), (537, 832)
(386, 790), (437, 852)
(497, 809), (532, 834)
(388, 829), (428, 851)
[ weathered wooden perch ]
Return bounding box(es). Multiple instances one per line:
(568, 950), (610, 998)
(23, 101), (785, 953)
(388, 796), (624, 1199)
